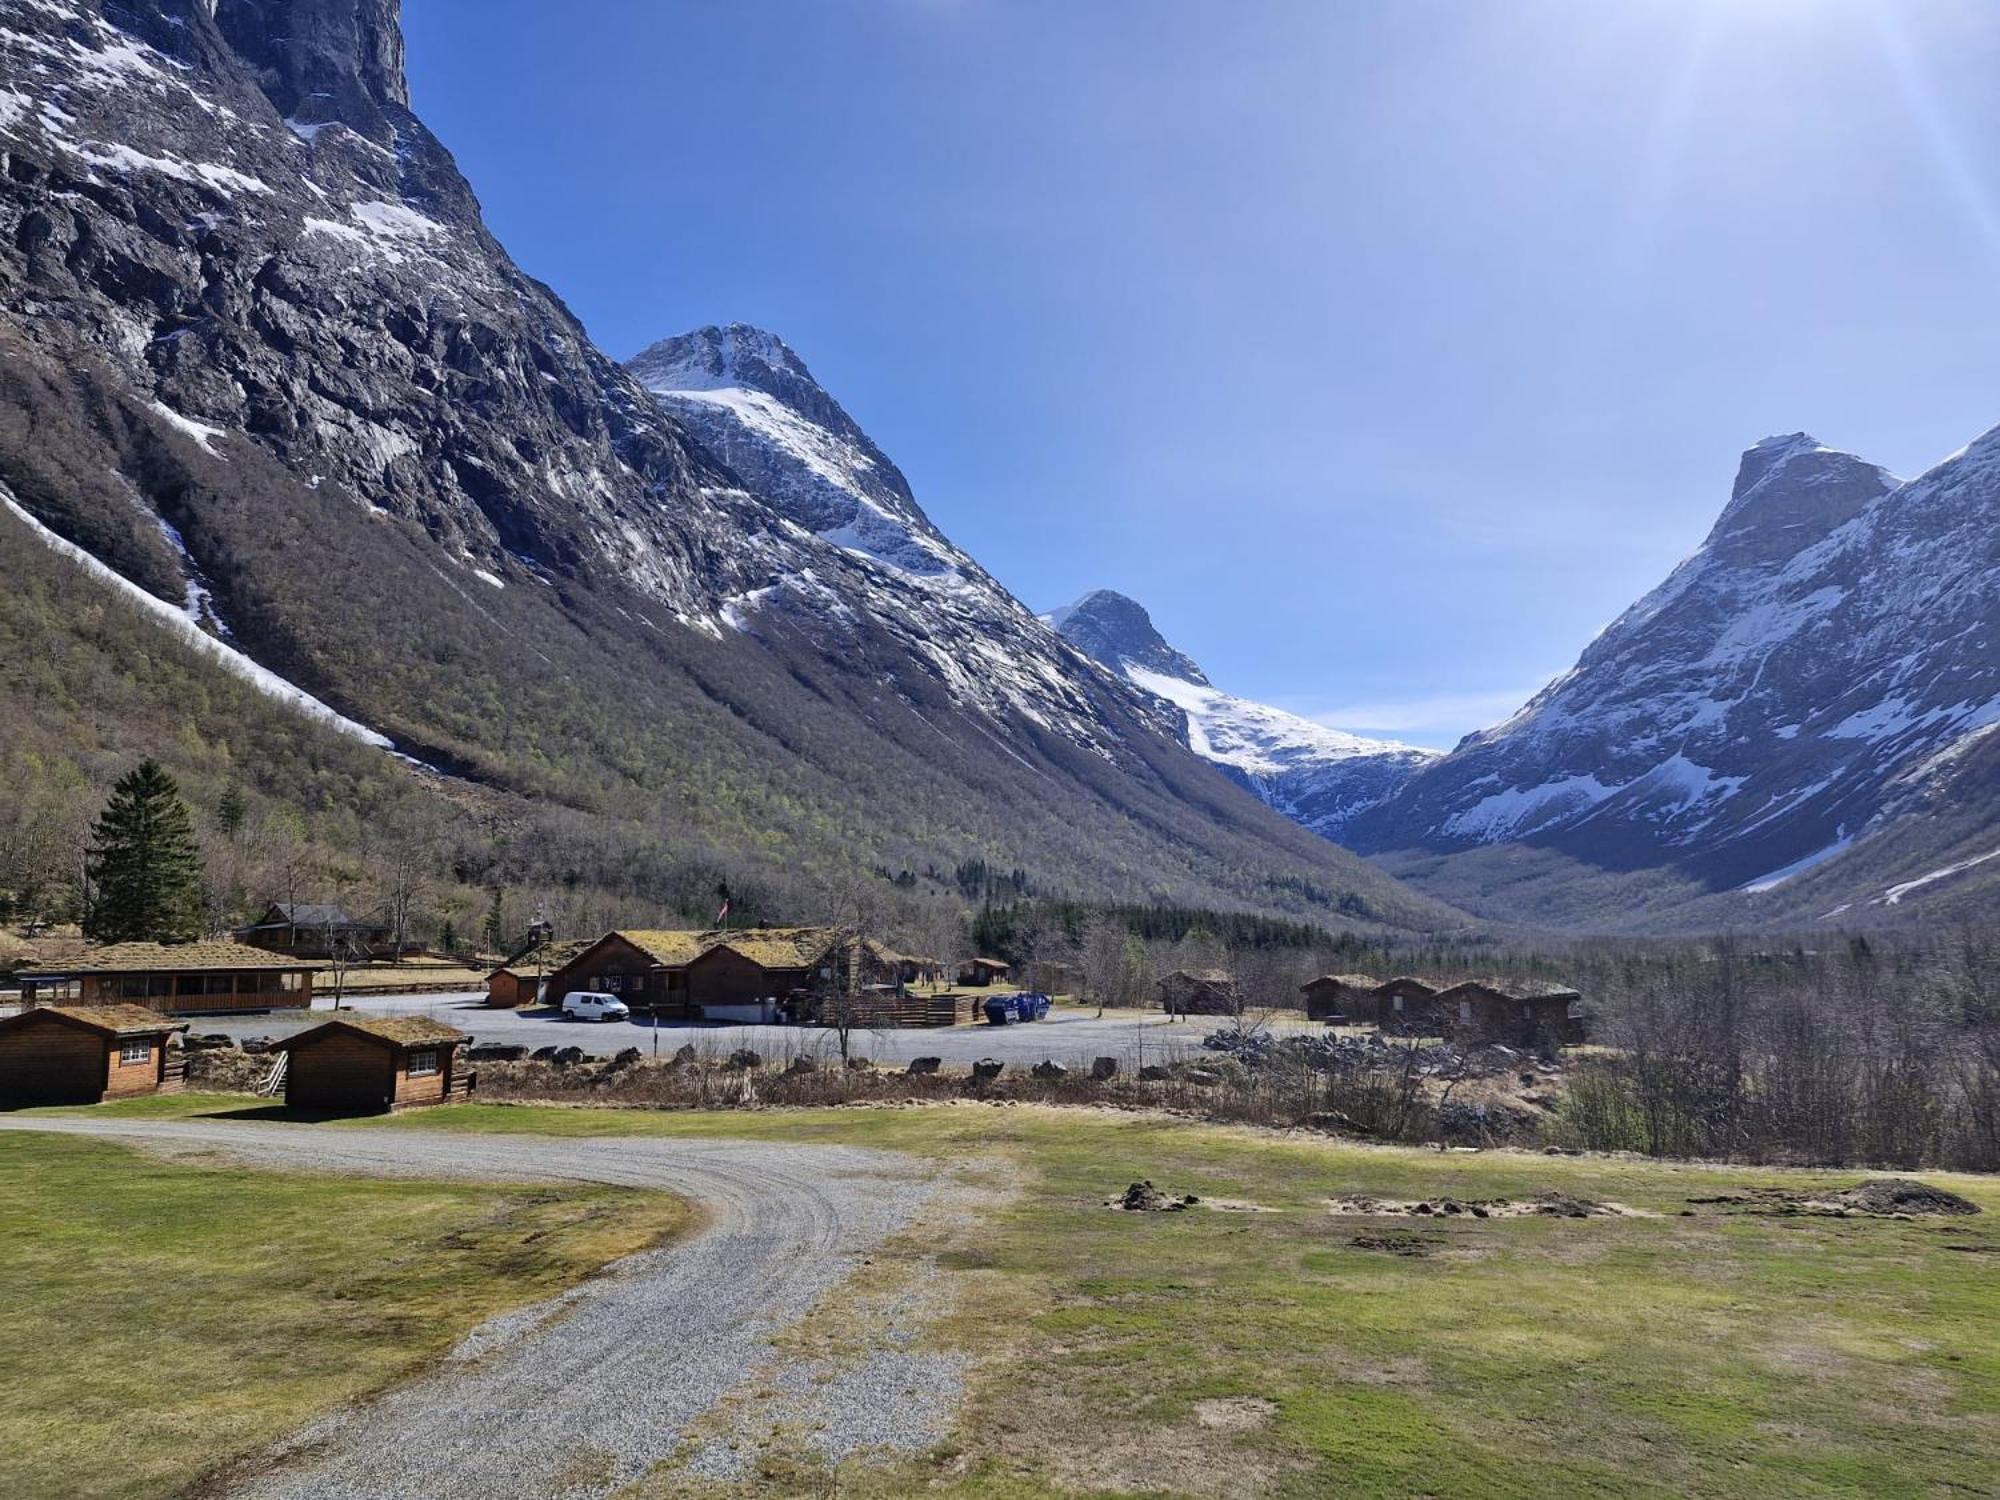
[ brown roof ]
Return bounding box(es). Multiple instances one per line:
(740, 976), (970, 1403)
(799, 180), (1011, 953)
(35, 941), (318, 975)
(1372, 976), (1441, 996)
(1161, 969), (1234, 987)
(488, 938), (593, 980)
(1302, 973), (1378, 990)
(273, 1014), (466, 1051)
(962, 956), (1010, 971)
(1435, 978), (1582, 1003)
(0, 1003), (182, 1037)
(697, 927), (843, 969)
(613, 929), (711, 967)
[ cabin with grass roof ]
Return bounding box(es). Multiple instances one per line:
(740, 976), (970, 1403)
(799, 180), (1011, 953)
(0, 1004), (187, 1107)
(1299, 973), (1378, 1022)
(541, 930), (709, 1015)
(271, 1015), (471, 1113)
(17, 942), (316, 1015)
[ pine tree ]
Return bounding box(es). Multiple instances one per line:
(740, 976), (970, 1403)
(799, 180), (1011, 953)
(84, 760), (205, 943)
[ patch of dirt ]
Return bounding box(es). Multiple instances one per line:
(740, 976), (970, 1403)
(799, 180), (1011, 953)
(1687, 1177), (1980, 1219)
(1349, 1231), (1442, 1257)
(1193, 1397), (1276, 1432)
(1198, 1198), (1275, 1213)
(1109, 1181), (1199, 1213)
(1328, 1191), (1643, 1220)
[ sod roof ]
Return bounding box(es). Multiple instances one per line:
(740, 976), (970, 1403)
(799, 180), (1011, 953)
(273, 1014), (467, 1050)
(39, 941), (318, 974)
(0, 1003), (180, 1037)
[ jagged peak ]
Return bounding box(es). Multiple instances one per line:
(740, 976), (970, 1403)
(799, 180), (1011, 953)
(1046, 589), (1210, 687)
(1709, 431), (1898, 561)
(629, 323), (815, 396)
(215, 0), (409, 141)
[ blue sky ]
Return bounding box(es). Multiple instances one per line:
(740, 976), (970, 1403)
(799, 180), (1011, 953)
(406, 0), (2000, 748)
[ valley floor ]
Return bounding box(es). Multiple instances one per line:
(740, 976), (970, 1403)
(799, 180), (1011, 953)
(4, 1099), (1995, 1498)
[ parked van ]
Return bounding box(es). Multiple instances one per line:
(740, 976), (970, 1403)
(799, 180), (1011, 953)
(562, 991), (630, 1022)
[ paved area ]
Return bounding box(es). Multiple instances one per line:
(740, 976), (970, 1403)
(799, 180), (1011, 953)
(0, 1114), (955, 1499)
(172, 992), (1310, 1066)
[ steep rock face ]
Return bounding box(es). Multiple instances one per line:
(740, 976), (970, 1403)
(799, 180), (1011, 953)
(1354, 429), (2000, 912)
(0, 0), (1458, 929)
(631, 327), (1163, 751)
(1046, 590), (1438, 840)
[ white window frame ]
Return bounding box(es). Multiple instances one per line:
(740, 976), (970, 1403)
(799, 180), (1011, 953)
(119, 1039), (151, 1065)
(407, 1049), (439, 1078)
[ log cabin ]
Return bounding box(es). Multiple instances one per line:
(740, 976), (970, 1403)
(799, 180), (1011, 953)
(1369, 976), (1444, 1030)
(541, 930), (709, 1016)
(17, 942), (316, 1015)
(235, 902), (395, 959)
(0, 1004), (186, 1107)
(1433, 980), (1585, 1045)
(271, 1015), (471, 1113)
(956, 957), (1010, 988)
(1156, 969), (1238, 1017)
(1299, 973), (1378, 1022)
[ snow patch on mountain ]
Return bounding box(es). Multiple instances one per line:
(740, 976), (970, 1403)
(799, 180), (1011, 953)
(1049, 590), (1437, 839)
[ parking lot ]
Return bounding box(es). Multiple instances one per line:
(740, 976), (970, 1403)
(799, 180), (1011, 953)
(168, 992), (1322, 1066)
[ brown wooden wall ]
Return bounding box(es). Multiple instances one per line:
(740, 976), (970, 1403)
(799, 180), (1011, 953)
(287, 1032), (396, 1113)
(545, 937), (680, 1007)
(70, 971), (313, 1014)
(686, 948), (776, 1008)
(390, 1046), (452, 1108)
(0, 1020), (108, 1106)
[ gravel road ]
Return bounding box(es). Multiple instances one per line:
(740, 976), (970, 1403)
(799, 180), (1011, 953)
(169, 992), (1299, 1066)
(0, 1115), (957, 1498)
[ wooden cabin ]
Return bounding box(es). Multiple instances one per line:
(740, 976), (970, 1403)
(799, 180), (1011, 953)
(685, 928), (854, 1021)
(235, 902), (394, 959)
(484, 939), (589, 1009)
(542, 930), (708, 1015)
(272, 1016), (471, 1113)
(957, 957), (1011, 988)
(1369, 976), (1443, 1030)
(17, 942), (315, 1015)
(1433, 980), (1585, 1045)
(1156, 969), (1238, 1017)
(0, 1005), (186, 1107)
(1299, 973), (1377, 1022)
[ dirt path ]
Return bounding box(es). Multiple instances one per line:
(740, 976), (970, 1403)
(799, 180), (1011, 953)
(0, 1115), (955, 1498)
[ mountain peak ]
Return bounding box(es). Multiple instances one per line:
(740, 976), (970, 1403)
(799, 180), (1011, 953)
(629, 323), (814, 396)
(1710, 432), (1897, 563)
(1045, 590), (1210, 685)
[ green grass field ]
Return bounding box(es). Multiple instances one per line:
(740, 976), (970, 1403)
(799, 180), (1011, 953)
(11, 1095), (1999, 1498)
(0, 1127), (692, 1500)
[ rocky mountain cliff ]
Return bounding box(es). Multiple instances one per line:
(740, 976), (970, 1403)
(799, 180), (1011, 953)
(1353, 430), (2000, 927)
(1046, 590), (1438, 840)
(0, 0), (1459, 933)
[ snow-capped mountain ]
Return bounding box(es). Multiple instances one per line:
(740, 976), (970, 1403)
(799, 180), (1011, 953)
(1351, 428), (2000, 920)
(1045, 590), (1438, 839)
(0, 0), (1455, 931)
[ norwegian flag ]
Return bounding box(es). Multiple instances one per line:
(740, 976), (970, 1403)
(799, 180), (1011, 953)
(714, 898), (730, 924)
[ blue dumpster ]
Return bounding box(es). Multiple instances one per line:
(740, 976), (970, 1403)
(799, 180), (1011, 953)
(983, 994), (1024, 1025)
(1018, 992), (1052, 1021)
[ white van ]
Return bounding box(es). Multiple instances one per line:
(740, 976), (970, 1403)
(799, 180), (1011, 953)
(562, 990), (630, 1022)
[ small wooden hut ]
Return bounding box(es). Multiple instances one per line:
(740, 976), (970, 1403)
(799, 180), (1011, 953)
(1433, 980), (1585, 1044)
(271, 1016), (471, 1113)
(957, 957), (1010, 988)
(1156, 969), (1237, 1017)
(1369, 976), (1443, 1030)
(1299, 973), (1377, 1022)
(0, 1004), (186, 1107)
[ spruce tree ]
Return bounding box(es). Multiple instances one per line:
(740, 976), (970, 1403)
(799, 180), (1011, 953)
(84, 760), (205, 943)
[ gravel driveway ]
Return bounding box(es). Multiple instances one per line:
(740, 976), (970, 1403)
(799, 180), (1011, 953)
(0, 1115), (958, 1498)
(175, 992), (1294, 1066)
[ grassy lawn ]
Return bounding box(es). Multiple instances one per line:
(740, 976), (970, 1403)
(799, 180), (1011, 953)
(22, 1095), (2000, 1498)
(0, 1125), (692, 1500)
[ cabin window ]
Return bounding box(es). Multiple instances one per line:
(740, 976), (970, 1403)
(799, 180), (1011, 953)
(1459, 1000), (1473, 1022)
(1391, 996), (1403, 1012)
(282, 972), (302, 992)
(407, 1049), (439, 1077)
(601, 975), (623, 992)
(119, 1039), (151, 1065)
(115, 977), (148, 999)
